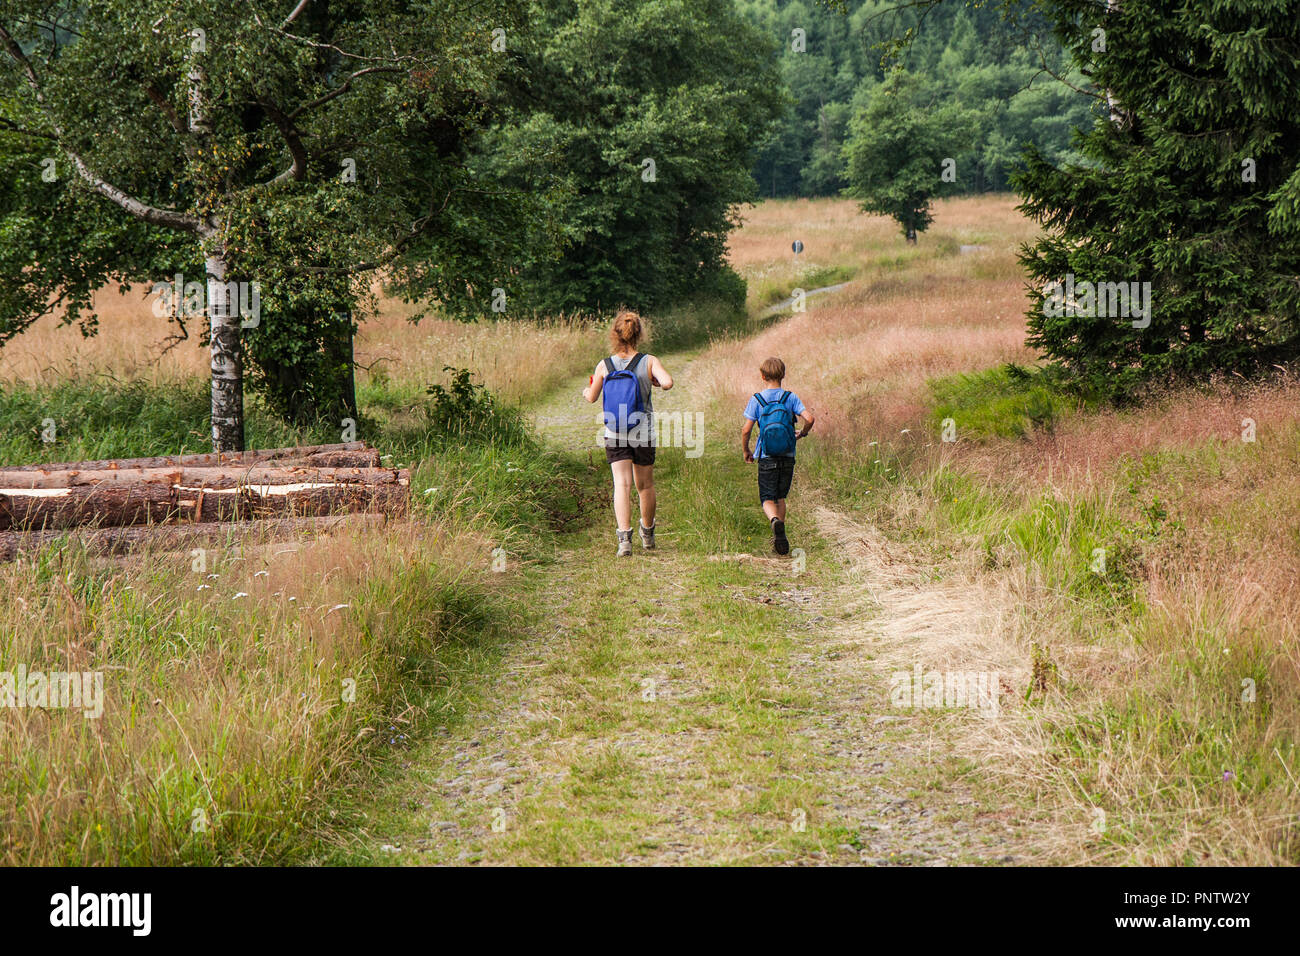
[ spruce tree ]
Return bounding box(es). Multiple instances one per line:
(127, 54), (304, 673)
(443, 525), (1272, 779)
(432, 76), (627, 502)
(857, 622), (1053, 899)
(1014, 0), (1300, 395)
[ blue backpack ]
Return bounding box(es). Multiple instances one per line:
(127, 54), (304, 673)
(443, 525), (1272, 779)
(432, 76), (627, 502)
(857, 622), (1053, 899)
(603, 353), (646, 436)
(754, 390), (796, 457)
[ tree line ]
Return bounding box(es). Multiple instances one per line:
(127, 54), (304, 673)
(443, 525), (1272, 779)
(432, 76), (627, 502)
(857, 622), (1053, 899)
(0, 0), (778, 450)
(742, 0), (1093, 199)
(4, 0), (1299, 448)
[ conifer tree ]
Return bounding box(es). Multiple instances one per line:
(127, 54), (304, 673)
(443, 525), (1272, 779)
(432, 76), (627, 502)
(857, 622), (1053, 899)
(1015, 0), (1300, 394)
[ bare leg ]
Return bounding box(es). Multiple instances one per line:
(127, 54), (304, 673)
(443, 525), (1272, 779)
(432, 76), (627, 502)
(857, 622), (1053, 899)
(633, 463), (656, 527)
(766, 498), (790, 555)
(611, 460), (634, 532)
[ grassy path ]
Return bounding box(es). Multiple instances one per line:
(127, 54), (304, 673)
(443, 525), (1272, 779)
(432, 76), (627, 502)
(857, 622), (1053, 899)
(340, 343), (1041, 865)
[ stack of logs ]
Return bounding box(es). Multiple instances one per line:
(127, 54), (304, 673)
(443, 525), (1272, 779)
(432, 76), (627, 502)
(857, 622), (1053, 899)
(0, 442), (409, 561)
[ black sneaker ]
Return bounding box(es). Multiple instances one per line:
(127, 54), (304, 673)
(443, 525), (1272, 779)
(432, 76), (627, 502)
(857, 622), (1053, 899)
(772, 519), (790, 556)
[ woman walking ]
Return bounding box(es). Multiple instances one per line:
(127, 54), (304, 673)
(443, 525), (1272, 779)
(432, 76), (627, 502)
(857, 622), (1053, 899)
(582, 310), (674, 556)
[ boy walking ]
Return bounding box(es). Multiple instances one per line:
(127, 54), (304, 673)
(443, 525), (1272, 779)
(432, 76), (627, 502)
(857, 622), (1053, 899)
(741, 357), (814, 555)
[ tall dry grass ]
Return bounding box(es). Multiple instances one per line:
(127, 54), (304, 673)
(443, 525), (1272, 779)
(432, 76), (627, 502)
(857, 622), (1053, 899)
(0, 283), (603, 406)
(714, 196), (1037, 448)
(356, 296), (603, 406)
(0, 285), (208, 386)
(728, 193), (1035, 307)
(0, 518), (506, 864)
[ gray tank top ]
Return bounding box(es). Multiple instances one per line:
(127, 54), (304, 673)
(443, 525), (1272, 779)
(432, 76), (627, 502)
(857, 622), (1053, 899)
(602, 352), (654, 444)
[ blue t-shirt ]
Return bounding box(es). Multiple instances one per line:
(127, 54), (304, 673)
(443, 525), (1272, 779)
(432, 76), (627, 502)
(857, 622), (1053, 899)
(743, 388), (806, 459)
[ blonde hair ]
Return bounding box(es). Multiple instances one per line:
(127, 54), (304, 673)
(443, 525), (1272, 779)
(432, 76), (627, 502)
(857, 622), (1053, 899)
(760, 357), (786, 382)
(609, 309), (644, 352)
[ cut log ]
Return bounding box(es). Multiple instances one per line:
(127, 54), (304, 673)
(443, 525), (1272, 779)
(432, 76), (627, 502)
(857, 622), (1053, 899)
(0, 466), (407, 491)
(0, 442), (374, 474)
(0, 483), (178, 531)
(297, 449), (383, 468)
(0, 475), (408, 531)
(0, 513), (389, 562)
(178, 480), (409, 523)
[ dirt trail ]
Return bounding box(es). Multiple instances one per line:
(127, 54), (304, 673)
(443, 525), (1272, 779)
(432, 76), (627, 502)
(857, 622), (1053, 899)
(760, 282), (850, 318)
(346, 328), (1047, 864)
(805, 503), (1049, 863)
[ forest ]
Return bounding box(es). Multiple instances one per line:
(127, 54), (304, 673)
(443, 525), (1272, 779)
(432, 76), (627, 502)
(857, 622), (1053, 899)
(743, 0), (1094, 197)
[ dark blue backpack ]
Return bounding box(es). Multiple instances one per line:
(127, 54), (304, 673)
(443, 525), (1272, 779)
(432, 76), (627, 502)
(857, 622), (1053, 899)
(603, 353), (646, 436)
(754, 390), (796, 457)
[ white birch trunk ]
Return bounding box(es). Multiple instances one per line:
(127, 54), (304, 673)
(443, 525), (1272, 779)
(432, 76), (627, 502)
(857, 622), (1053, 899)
(207, 253), (244, 452)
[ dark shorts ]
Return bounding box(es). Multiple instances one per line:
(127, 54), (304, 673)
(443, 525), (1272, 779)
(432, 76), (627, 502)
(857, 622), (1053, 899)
(757, 456), (795, 503)
(605, 440), (656, 466)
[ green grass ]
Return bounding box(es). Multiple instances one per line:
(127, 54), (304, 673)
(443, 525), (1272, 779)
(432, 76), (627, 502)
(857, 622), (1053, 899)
(328, 350), (1019, 866)
(644, 294), (754, 353)
(335, 432), (862, 865)
(0, 378), (317, 465)
(928, 364), (1090, 440)
(750, 263), (858, 308)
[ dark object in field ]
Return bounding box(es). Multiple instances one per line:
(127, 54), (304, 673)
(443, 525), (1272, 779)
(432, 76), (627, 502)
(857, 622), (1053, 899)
(0, 514), (388, 562)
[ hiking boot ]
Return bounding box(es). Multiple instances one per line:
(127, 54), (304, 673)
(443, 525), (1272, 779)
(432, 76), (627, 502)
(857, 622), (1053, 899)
(639, 522), (656, 550)
(771, 519), (790, 556)
(617, 529), (634, 557)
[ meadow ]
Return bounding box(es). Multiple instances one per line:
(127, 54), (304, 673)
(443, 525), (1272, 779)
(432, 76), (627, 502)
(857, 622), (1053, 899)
(1, 194), (1295, 865)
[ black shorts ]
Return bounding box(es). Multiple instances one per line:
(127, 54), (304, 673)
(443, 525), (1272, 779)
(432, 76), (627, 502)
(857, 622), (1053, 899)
(757, 456), (795, 503)
(605, 440), (656, 466)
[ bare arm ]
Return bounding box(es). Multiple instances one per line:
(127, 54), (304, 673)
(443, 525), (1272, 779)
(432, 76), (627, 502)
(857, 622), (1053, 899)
(648, 355), (673, 390)
(582, 362), (607, 403)
(797, 408), (815, 439)
(796, 411), (815, 439)
(741, 419), (755, 462)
